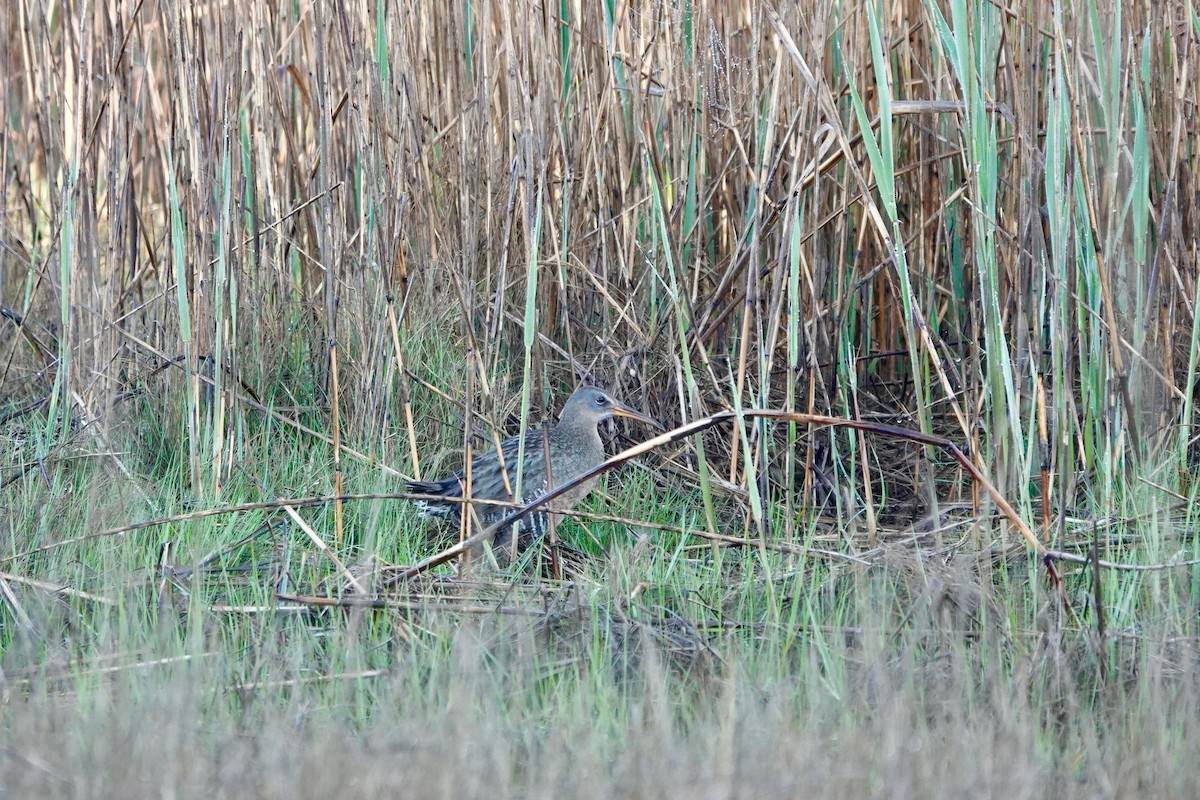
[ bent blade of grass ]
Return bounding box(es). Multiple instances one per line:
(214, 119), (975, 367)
(50, 155), (76, 444)
(1127, 32), (1153, 394)
(842, 2), (934, 449)
(559, 0), (571, 102)
(514, 178), (545, 506)
(927, 0), (1025, 480)
(375, 0), (391, 91)
(785, 202), (802, 540)
(639, 114), (717, 536)
(1179, 276), (1200, 480)
(167, 146), (200, 492)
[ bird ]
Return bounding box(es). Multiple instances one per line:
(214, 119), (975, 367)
(408, 387), (661, 562)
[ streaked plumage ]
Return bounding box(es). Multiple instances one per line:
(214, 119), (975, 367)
(409, 387), (659, 560)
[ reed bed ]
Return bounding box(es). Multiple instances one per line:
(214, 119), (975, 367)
(1, 0), (1198, 796)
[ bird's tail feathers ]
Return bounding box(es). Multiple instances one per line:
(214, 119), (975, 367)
(407, 478), (460, 518)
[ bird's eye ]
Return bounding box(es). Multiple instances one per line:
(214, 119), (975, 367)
(595, 395), (607, 406)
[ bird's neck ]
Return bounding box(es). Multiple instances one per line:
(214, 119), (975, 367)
(553, 416), (602, 445)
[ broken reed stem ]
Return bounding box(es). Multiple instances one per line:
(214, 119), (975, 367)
(389, 409), (1050, 584)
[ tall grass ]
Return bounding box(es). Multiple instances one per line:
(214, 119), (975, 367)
(2, 0), (1198, 795)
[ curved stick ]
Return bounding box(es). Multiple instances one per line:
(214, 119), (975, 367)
(389, 410), (1050, 584)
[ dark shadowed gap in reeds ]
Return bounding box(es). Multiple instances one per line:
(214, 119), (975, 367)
(1, 0), (1198, 795)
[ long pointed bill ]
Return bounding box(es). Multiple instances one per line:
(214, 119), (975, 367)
(611, 400), (664, 431)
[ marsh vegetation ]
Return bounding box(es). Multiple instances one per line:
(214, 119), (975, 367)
(2, 0), (1198, 796)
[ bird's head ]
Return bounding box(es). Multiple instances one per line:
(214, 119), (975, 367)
(560, 387), (662, 431)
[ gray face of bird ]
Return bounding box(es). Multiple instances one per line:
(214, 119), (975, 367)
(570, 389), (617, 426)
(563, 388), (661, 431)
